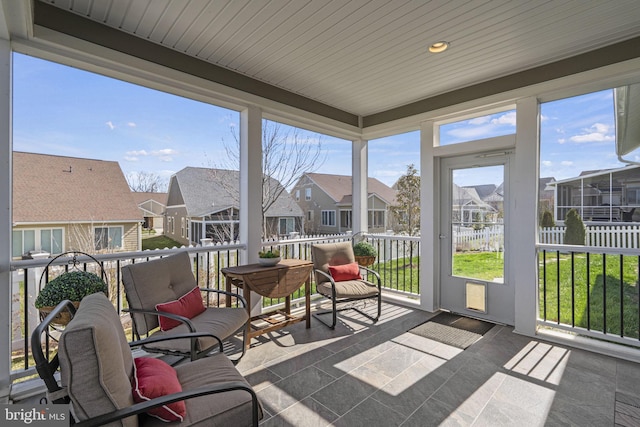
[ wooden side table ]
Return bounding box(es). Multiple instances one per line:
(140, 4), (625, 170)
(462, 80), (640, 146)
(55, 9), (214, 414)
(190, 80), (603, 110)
(222, 259), (313, 348)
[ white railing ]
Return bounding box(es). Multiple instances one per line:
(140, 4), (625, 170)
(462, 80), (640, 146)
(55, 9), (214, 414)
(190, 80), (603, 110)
(539, 224), (640, 248)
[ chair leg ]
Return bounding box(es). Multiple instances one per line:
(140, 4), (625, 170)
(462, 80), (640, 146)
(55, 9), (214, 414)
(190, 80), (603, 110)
(313, 294), (381, 329)
(313, 297), (337, 329)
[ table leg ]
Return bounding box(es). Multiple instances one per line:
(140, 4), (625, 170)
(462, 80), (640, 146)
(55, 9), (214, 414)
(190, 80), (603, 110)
(305, 277), (311, 329)
(243, 284), (252, 349)
(225, 275), (232, 307)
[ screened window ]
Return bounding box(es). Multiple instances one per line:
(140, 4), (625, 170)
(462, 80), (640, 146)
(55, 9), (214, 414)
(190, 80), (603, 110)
(295, 189), (300, 201)
(340, 210), (352, 229)
(321, 210), (336, 226)
(305, 188), (312, 200)
(94, 226), (123, 250)
(439, 109), (516, 146)
(279, 218), (295, 234)
(368, 210), (385, 228)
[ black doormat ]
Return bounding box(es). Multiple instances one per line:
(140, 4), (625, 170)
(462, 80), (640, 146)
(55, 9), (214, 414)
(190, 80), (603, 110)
(408, 312), (495, 349)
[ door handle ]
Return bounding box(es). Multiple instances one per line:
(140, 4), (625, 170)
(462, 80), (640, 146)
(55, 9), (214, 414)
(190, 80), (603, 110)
(439, 234), (446, 239)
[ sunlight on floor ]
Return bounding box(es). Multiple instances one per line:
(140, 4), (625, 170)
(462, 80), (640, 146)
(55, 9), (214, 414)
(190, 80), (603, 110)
(503, 340), (570, 385)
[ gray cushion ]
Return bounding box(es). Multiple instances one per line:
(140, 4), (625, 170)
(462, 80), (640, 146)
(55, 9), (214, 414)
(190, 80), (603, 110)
(122, 252), (198, 335)
(143, 354), (261, 426)
(143, 307), (249, 354)
(58, 293), (137, 427)
(317, 279), (379, 298)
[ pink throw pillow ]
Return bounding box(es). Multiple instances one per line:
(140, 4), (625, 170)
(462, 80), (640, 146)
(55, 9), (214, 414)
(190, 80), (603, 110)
(156, 286), (205, 331)
(328, 262), (362, 281)
(132, 357), (186, 422)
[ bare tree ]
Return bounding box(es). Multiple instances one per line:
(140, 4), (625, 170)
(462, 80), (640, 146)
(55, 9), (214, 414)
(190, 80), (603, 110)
(218, 120), (326, 237)
(126, 171), (168, 193)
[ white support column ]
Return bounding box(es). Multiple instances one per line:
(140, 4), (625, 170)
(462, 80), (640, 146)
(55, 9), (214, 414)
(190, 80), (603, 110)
(420, 121), (437, 312)
(0, 39), (11, 401)
(513, 97), (539, 336)
(240, 105), (263, 315)
(352, 139), (368, 234)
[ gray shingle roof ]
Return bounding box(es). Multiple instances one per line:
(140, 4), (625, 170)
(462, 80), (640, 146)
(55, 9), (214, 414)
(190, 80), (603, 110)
(172, 167), (302, 218)
(13, 152), (142, 223)
(304, 173), (397, 205)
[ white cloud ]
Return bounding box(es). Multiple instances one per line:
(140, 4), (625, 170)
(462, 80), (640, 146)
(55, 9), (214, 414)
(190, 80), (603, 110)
(468, 116), (490, 125)
(558, 138), (566, 144)
(105, 121), (115, 130)
(126, 150), (148, 156)
(561, 160), (573, 166)
(127, 122), (136, 127)
(490, 111), (516, 126)
(124, 156), (138, 162)
(569, 122), (614, 143)
(541, 160), (552, 167)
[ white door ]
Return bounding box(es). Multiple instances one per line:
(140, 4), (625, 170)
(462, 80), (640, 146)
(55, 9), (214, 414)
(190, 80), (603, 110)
(439, 152), (514, 325)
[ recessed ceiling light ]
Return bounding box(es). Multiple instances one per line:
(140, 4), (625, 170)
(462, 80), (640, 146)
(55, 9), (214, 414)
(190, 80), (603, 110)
(429, 41), (449, 53)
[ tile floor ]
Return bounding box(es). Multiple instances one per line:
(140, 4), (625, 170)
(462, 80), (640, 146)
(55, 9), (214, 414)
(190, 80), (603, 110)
(233, 301), (640, 427)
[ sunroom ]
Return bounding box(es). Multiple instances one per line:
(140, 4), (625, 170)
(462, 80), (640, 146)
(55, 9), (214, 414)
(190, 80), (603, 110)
(3, 1), (640, 425)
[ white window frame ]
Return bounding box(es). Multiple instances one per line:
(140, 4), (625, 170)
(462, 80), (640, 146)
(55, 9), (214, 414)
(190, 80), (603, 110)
(94, 226), (123, 251)
(305, 188), (312, 200)
(12, 228), (64, 258)
(295, 189), (300, 201)
(321, 210), (336, 227)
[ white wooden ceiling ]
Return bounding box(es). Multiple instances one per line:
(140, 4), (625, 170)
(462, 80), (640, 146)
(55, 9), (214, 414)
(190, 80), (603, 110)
(22, 0), (640, 121)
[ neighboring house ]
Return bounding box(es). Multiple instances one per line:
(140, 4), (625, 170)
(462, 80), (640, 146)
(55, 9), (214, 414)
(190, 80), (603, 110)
(552, 165), (640, 222)
(539, 177), (556, 216)
(452, 184), (498, 225)
(165, 167), (303, 245)
(131, 192), (167, 233)
(12, 152), (143, 258)
(292, 173), (397, 234)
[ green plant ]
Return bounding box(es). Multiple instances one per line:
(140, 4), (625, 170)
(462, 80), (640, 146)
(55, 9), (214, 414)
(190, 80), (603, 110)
(564, 208), (585, 245)
(540, 210), (555, 228)
(258, 249), (280, 258)
(35, 270), (108, 308)
(353, 241), (377, 257)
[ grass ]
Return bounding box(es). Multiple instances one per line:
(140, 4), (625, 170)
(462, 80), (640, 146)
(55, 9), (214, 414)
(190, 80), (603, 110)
(142, 235), (181, 251)
(539, 252), (640, 338)
(452, 251), (504, 281)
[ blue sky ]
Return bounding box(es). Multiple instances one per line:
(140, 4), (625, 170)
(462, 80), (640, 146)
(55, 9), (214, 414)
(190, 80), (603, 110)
(12, 53), (627, 190)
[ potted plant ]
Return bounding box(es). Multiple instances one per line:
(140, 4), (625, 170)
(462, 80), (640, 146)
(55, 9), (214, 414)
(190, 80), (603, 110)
(35, 270), (108, 325)
(258, 249), (281, 266)
(353, 241), (377, 267)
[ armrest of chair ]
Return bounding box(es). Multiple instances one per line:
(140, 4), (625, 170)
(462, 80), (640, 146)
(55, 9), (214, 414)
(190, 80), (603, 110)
(359, 266), (382, 288)
(31, 300), (78, 402)
(129, 331), (224, 361)
(74, 382), (260, 427)
(200, 288), (248, 308)
(123, 307), (197, 332)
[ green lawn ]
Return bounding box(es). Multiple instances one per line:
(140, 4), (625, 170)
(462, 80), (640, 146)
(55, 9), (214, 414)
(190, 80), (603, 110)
(540, 252), (639, 338)
(142, 235), (181, 251)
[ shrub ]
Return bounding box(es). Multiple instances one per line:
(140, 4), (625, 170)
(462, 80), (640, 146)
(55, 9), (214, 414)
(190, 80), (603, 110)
(258, 249), (280, 258)
(540, 210), (555, 227)
(353, 241), (377, 257)
(564, 209), (585, 245)
(35, 270), (108, 308)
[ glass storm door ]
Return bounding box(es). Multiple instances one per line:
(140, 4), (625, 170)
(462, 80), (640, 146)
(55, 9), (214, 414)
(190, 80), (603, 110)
(439, 153), (514, 325)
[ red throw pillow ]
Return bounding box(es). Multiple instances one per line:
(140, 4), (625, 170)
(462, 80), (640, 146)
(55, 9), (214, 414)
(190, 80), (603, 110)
(132, 357), (186, 422)
(328, 262), (362, 281)
(155, 286), (206, 331)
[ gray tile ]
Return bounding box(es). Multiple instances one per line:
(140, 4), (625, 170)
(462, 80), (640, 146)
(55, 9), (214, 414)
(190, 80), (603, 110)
(243, 366), (283, 392)
(363, 343), (426, 379)
(333, 397), (407, 427)
(265, 345), (335, 378)
(258, 366), (336, 415)
(314, 341), (387, 379)
(312, 372), (380, 416)
(618, 360), (640, 398)
(260, 397), (338, 427)
(372, 355), (452, 416)
(400, 397), (472, 427)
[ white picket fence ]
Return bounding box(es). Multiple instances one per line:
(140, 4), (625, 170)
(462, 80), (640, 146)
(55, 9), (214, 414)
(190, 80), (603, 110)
(539, 225), (640, 248)
(453, 226), (504, 251)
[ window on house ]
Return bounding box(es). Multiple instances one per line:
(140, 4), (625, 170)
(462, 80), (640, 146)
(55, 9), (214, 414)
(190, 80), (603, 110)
(321, 210), (336, 226)
(305, 188), (312, 200)
(307, 210), (314, 222)
(12, 228), (63, 258)
(279, 218), (295, 234)
(295, 189), (300, 201)
(94, 226), (123, 250)
(181, 218), (185, 238)
(368, 210), (385, 228)
(627, 188), (640, 205)
(340, 210), (352, 229)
